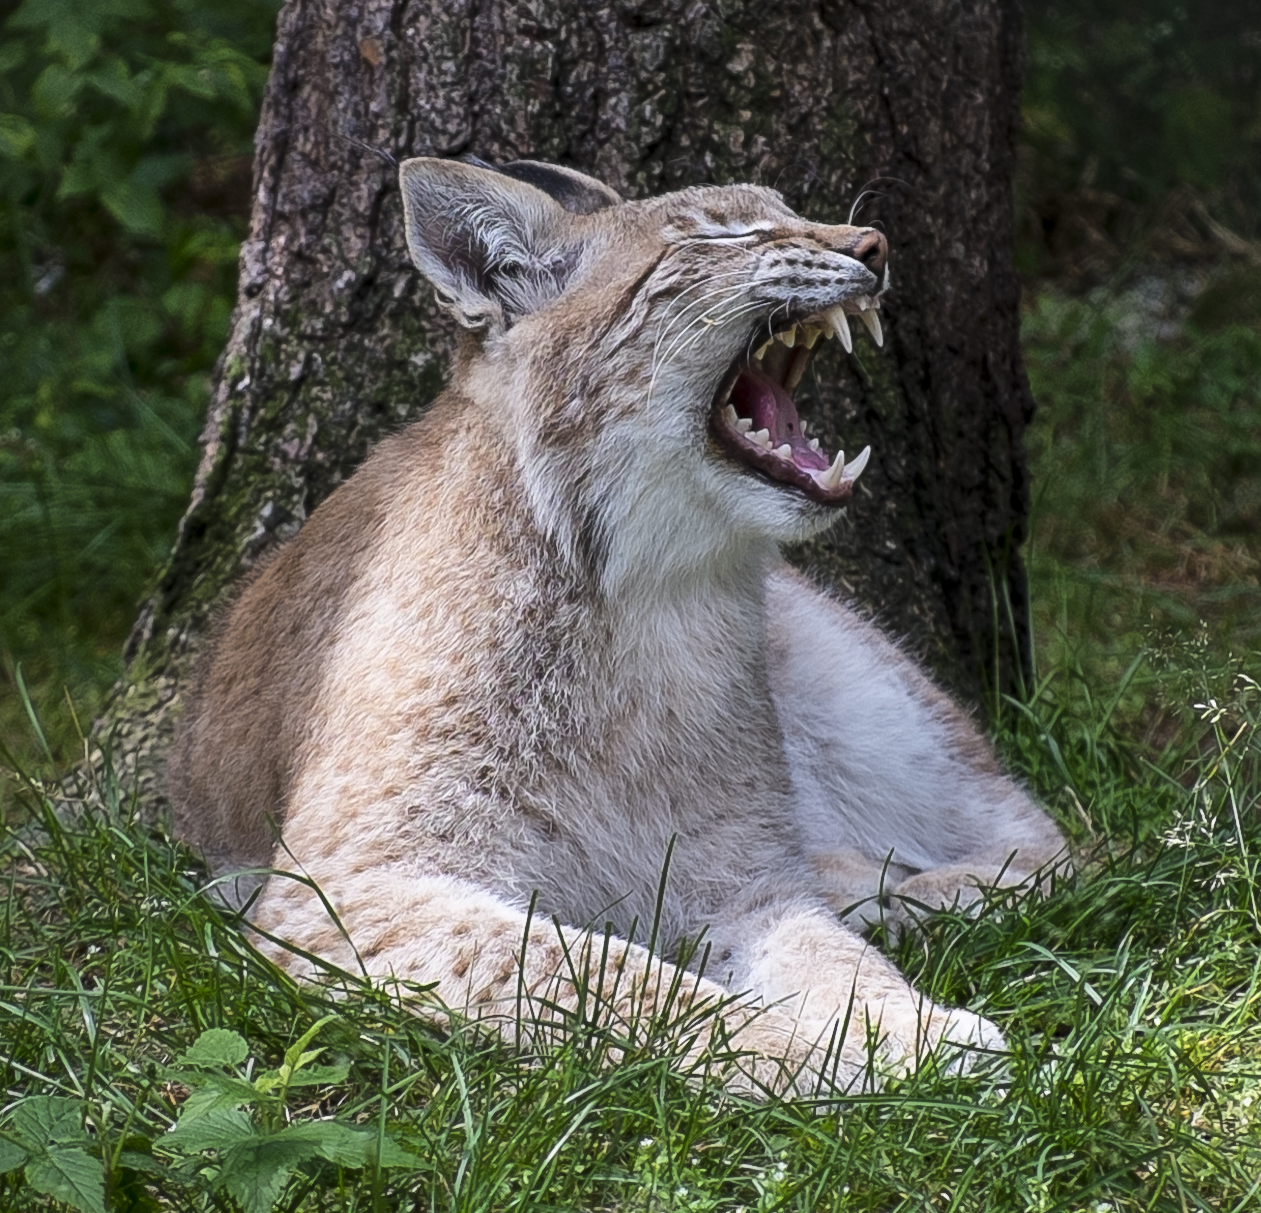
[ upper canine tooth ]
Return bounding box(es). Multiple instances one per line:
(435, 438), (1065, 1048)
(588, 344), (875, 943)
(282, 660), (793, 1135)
(842, 445), (871, 482)
(858, 310), (883, 347)
(736, 417), (753, 433)
(723, 403), (739, 426)
(774, 443), (793, 460)
(826, 306), (853, 354)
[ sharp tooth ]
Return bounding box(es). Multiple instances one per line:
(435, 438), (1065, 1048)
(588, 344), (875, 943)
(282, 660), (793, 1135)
(814, 449), (845, 492)
(802, 325), (821, 349)
(774, 443), (793, 460)
(858, 310), (883, 347)
(826, 306), (853, 354)
(736, 417), (753, 432)
(776, 327), (796, 348)
(808, 437), (820, 451)
(842, 445), (871, 482)
(723, 403), (739, 426)
(754, 340), (771, 360)
(856, 296), (869, 311)
(751, 428), (771, 447)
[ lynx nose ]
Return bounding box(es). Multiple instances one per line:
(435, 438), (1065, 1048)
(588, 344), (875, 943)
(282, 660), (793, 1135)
(844, 228), (888, 278)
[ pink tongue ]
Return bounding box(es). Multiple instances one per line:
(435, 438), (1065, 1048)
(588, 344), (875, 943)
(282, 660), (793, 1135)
(730, 366), (829, 470)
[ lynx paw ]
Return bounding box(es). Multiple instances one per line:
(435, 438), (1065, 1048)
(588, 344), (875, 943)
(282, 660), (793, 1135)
(876, 1002), (1006, 1079)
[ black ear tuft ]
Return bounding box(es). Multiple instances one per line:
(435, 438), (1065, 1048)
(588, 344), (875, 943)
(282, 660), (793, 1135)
(494, 161), (622, 215)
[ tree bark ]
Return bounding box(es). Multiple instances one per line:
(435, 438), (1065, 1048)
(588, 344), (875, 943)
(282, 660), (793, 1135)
(104, 0), (1034, 813)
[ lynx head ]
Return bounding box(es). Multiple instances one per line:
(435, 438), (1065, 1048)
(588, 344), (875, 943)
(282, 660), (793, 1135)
(400, 157), (886, 588)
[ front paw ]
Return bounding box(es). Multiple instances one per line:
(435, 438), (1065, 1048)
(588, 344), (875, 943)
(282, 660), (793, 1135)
(874, 1001), (1006, 1079)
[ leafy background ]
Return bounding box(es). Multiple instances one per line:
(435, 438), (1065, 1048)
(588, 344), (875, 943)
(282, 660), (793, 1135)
(0, 0), (279, 768)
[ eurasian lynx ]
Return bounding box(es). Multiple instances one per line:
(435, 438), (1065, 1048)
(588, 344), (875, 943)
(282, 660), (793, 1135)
(168, 158), (1067, 1096)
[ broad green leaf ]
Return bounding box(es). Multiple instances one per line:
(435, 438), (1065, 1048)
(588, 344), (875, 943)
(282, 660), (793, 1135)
(180, 1028), (249, 1068)
(31, 62), (83, 116)
(86, 57), (144, 109)
(217, 1137), (318, 1213)
(11, 1096), (88, 1148)
(102, 179), (163, 237)
(276, 1121), (372, 1167)
(276, 1061), (352, 1089)
(0, 115), (36, 159)
(172, 1079), (260, 1119)
(0, 1135), (29, 1173)
(47, 17), (100, 71)
(26, 1148), (107, 1213)
(160, 1106), (255, 1156)
(275, 1122), (420, 1169)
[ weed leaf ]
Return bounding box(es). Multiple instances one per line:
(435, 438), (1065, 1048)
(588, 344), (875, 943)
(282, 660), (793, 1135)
(276, 1120), (419, 1168)
(10, 1095), (89, 1147)
(180, 1028), (250, 1068)
(217, 1136), (319, 1213)
(25, 1148), (107, 1213)
(268, 1060), (351, 1089)
(168, 1082), (261, 1123)
(160, 1106), (256, 1155)
(0, 1135), (28, 1173)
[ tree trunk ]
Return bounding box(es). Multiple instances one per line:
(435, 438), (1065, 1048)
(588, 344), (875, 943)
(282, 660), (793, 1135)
(103, 0), (1034, 814)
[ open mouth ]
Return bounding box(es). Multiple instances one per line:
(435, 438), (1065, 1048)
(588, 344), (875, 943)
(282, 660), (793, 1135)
(709, 297), (881, 505)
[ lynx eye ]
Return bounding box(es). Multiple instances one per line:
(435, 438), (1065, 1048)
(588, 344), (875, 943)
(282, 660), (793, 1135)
(708, 297), (883, 505)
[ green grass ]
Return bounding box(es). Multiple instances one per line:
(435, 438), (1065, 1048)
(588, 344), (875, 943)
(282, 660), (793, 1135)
(1, 644), (1259, 1211)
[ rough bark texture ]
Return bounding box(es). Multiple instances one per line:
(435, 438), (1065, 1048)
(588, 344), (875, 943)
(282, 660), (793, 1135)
(105, 0), (1034, 816)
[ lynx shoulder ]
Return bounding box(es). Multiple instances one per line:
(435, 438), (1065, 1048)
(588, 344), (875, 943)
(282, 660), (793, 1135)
(168, 158), (1067, 1095)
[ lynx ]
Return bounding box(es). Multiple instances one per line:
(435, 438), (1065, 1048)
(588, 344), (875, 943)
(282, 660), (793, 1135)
(168, 157), (1067, 1096)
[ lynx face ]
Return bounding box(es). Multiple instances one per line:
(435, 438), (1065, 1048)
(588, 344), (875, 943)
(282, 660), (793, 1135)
(400, 160), (888, 577)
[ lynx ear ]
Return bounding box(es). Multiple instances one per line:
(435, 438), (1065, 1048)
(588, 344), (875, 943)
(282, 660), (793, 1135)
(492, 160), (622, 215)
(399, 157), (580, 331)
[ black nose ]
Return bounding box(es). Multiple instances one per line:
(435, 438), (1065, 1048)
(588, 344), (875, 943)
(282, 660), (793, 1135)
(847, 229), (888, 278)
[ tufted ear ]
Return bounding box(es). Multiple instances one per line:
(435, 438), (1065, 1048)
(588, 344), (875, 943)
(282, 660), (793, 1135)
(400, 157), (584, 332)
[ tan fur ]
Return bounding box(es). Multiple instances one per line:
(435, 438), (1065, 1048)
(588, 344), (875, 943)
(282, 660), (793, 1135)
(169, 159), (1068, 1095)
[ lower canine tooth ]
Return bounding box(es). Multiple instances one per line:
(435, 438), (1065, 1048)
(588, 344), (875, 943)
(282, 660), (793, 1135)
(826, 306), (853, 354)
(817, 449), (845, 491)
(858, 310), (883, 347)
(842, 445), (871, 482)
(808, 437), (820, 451)
(774, 443), (793, 460)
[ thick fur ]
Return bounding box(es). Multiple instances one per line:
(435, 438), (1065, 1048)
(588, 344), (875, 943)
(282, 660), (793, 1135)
(168, 159), (1067, 1096)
